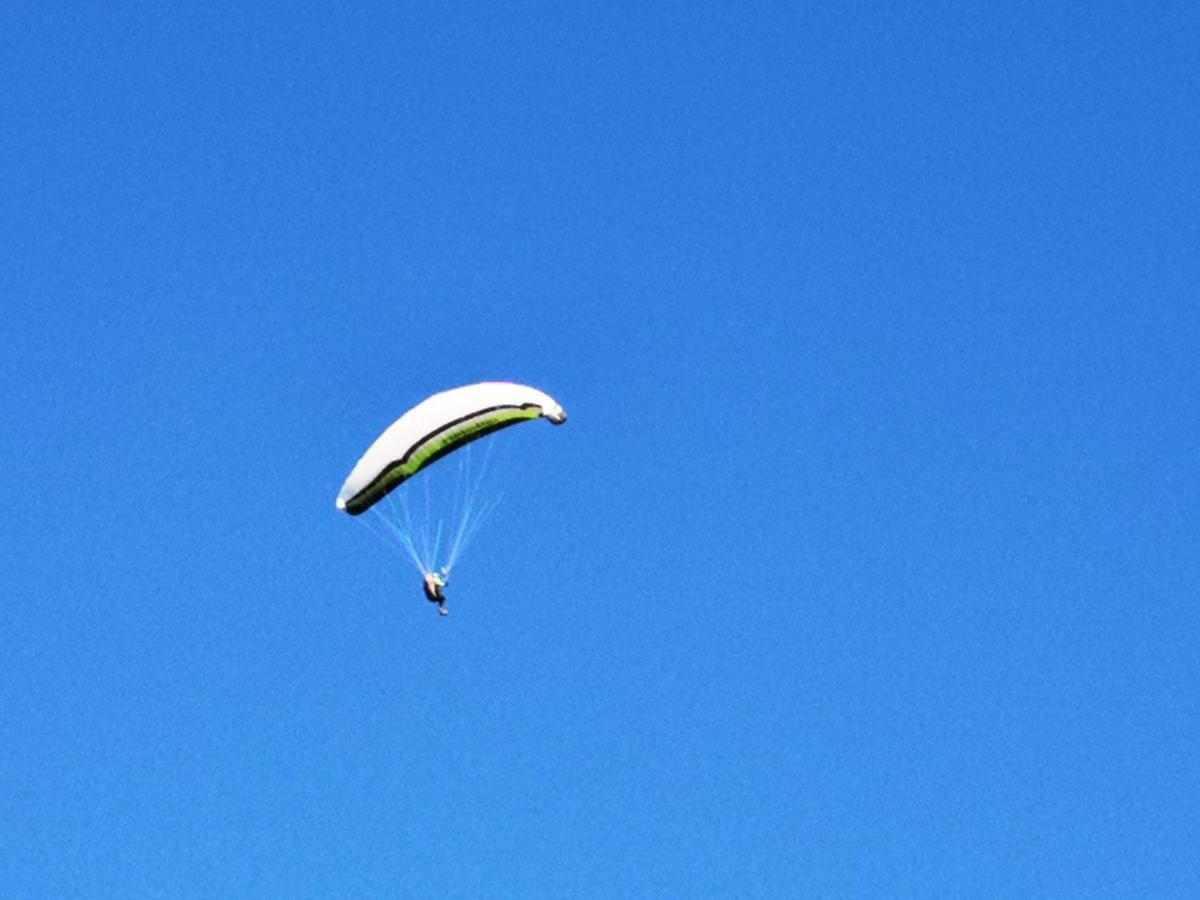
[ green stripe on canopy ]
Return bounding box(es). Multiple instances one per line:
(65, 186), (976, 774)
(344, 405), (541, 514)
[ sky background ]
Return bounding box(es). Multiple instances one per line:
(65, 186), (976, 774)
(3, 1), (1198, 896)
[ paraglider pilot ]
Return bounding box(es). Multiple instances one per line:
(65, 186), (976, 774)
(423, 571), (448, 616)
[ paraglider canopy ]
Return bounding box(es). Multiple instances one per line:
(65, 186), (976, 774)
(336, 381), (566, 516)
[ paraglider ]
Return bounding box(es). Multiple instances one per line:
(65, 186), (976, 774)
(423, 570), (448, 616)
(337, 382), (566, 615)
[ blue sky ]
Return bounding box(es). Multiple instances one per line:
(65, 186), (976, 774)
(3, 1), (1198, 896)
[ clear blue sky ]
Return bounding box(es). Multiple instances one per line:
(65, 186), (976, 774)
(3, 2), (1198, 896)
